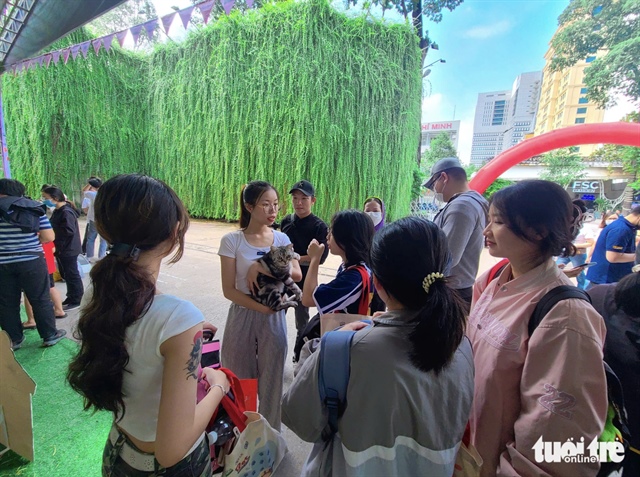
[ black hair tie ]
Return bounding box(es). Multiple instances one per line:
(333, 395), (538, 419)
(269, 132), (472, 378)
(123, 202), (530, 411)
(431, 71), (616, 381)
(108, 243), (141, 261)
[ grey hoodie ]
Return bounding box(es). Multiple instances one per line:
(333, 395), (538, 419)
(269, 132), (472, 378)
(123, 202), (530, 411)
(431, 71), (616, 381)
(282, 309), (474, 477)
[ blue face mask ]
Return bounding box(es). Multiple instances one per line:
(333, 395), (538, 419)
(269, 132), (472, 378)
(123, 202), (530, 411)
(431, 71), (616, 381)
(43, 199), (55, 208)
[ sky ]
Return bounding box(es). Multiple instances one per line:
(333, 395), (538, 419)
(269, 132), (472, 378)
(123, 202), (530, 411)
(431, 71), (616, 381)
(150, 0), (634, 163)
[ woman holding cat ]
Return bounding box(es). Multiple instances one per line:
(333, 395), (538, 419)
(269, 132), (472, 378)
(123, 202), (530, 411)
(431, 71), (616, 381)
(219, 180), (302, 431)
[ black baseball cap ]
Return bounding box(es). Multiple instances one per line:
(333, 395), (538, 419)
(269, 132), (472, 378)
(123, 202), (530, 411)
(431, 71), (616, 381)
(289, 180), (315, 197)
(423, 157), (464, 189)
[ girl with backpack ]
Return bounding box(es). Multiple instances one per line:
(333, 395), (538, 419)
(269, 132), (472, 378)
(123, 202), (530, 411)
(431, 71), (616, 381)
(218, 180), (302, 431)
(467, 180), (607, 476)
(301, 209), (374, 316)
(42, 186), (84, 311)
(283, 216), (473, 476)
(67, 174), (229, 475)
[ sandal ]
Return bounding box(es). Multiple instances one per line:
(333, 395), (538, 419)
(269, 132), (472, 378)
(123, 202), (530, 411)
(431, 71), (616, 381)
(55, 313), (68, 319)
(23, 323), (37, 330)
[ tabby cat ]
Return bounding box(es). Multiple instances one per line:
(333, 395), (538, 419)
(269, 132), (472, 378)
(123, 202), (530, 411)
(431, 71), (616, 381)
(251, 244), (302, 311)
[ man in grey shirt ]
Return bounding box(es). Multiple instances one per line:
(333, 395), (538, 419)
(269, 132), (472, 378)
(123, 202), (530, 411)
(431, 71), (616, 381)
(424, 157), (489, 310)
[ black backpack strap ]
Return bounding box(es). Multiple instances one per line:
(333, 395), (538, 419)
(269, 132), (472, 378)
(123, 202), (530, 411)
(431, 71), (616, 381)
(528, 285), (591, 336)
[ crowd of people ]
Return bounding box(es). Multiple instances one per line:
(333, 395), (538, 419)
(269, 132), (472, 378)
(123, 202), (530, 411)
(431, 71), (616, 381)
(1, 166), (638, 476)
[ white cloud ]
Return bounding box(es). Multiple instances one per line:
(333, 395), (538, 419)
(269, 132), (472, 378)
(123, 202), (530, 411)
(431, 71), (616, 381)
(457, 118), (474, 165)
(603, 94), (637, 122)
(421, 93), (445, 120)
(463, 20), (513, 40)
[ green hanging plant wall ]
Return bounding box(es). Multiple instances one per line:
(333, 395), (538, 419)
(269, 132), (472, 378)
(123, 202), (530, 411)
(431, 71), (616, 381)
(2, 0), (421, 221)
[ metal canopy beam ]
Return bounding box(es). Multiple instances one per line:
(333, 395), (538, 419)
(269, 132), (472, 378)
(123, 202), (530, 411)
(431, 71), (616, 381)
(0, 0), (127, 73)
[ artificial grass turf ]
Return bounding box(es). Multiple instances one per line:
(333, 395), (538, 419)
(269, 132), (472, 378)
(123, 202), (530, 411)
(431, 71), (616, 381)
(0, 316), (111, 477)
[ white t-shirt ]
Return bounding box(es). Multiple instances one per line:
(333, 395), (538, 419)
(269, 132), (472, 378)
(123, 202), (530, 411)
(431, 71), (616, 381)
(574, 225), (595, 248)
(82, 190), (97, 221)
(118, 294), (204, 441)
(218, 229), (292, 295)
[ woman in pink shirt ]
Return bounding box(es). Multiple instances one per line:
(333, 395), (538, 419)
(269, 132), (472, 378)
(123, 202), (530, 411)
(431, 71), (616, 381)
(467, 180), (607, 477)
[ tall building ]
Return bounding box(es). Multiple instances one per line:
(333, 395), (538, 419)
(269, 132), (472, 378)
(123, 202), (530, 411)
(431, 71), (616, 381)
(534, 44), (606, 156)
(470, 71), (542, 166)
(420, 120), (460, 153)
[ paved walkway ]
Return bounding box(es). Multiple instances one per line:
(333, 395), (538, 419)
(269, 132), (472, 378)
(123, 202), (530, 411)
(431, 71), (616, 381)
(51, 217), (590, 475)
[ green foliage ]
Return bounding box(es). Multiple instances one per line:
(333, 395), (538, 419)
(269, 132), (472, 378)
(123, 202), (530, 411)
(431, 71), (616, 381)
(482, 178), (514, 200)
(2, 30), (150, 204)
(550, 0), (640, 107)
(411, 163), (424, 200)
(420, 131), (457, 175)
(540, 147), (586, 189)
(2, 0), (422, 221)
(593, 197), (607, 211)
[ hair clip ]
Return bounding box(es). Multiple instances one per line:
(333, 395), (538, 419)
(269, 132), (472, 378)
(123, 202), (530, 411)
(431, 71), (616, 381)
(108, 243), (141, 261)
(422, 272), (444, 294)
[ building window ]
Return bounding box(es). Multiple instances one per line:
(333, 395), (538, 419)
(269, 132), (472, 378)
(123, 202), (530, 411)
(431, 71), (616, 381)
(575, 118), (586, 124)
(578, 97), (589, 104)
(585, 56), (596, 63)
(577, 107), (587, 114)
(580, 87), (588, 94)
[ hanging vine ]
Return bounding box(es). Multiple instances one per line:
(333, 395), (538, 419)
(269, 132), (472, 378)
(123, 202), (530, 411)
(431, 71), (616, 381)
(2, 0), (421, 221)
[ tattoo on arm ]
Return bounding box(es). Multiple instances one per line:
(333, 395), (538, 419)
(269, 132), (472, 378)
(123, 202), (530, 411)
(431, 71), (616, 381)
(184, 332), (203, 380)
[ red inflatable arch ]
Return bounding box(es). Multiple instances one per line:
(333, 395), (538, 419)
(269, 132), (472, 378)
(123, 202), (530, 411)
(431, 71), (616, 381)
(469, 122), (640, 194)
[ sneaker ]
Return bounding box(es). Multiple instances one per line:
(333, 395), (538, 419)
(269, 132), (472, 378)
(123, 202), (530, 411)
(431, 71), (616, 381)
(61, 299), (70, 306)
(43, 329), (67, 347)
(12, 336), (26, 350)
(62, 303), (81, 312)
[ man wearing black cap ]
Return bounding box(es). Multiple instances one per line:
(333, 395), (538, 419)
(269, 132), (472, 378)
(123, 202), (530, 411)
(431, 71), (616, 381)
(281, 180), (329, 339)
(423, 157), (488, 311)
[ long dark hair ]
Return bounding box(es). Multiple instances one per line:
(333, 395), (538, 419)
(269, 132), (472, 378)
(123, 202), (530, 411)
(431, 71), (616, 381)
(331, 209), (374, 267)
(42, 186), (78, 211)
(491, 180), (575, 259)
(371, 216), (465, 374)
(67, 174), (189, 419)
(239, 181), (277, 229)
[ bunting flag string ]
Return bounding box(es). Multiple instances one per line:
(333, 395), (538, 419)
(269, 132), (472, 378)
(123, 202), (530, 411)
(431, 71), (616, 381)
(10, 0), (256, 74)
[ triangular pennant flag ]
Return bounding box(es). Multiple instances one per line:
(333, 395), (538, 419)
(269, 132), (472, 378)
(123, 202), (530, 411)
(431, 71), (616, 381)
(161, 12), (176, 34)
(44, 54), (52, 67)
(15, 63), (23, 73)
(221, 0), (235, 15)
(103, 34), (115, 52)
(70, 44), (81, 60)
(92, 38), (102, 55)
(246, 0), (254, 9)
(179, 6), (195, 30)
(52, 50), (61, 64)
(129, 24), (144, 46)
(37, 56), (45, 66)
(27, 59), (36, 70)
(142, 19), (158, 40)
(79, 41), (91, 58)
(198, 0), (215, 23)
(116, 30), (128, 47)
(63, 49), (71, 64)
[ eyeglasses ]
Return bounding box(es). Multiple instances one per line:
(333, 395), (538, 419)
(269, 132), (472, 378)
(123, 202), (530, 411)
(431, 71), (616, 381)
(260, 203), (281, 213)
(426, 173), (442, 191)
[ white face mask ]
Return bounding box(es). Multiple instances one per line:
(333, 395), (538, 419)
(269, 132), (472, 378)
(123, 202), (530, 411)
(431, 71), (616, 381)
(605, 219), (614, 226)
(366, 211), (383, 226)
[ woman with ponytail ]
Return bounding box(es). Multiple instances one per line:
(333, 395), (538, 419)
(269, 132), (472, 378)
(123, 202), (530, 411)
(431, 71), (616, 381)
(282, 216), (473, 477)
(42, 186), (83, 310)
(67, 174), (229, 476)
(218, 180), (302, 431)
(467, 180), (607, 476)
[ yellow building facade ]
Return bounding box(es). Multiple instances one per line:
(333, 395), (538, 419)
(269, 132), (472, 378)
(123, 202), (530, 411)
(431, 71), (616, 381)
(534, 45), (605, 156)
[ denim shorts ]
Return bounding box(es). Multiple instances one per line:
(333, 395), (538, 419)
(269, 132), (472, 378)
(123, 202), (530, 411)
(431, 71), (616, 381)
(102, 425), (212, 477)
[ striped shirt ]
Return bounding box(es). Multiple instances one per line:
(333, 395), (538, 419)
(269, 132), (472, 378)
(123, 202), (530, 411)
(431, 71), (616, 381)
(313, 262), (371, 315)
(0, 215), (51, 264)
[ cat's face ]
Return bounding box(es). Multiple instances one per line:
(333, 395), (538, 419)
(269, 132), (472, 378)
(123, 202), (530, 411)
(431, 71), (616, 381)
(270, 244), (300, 265)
